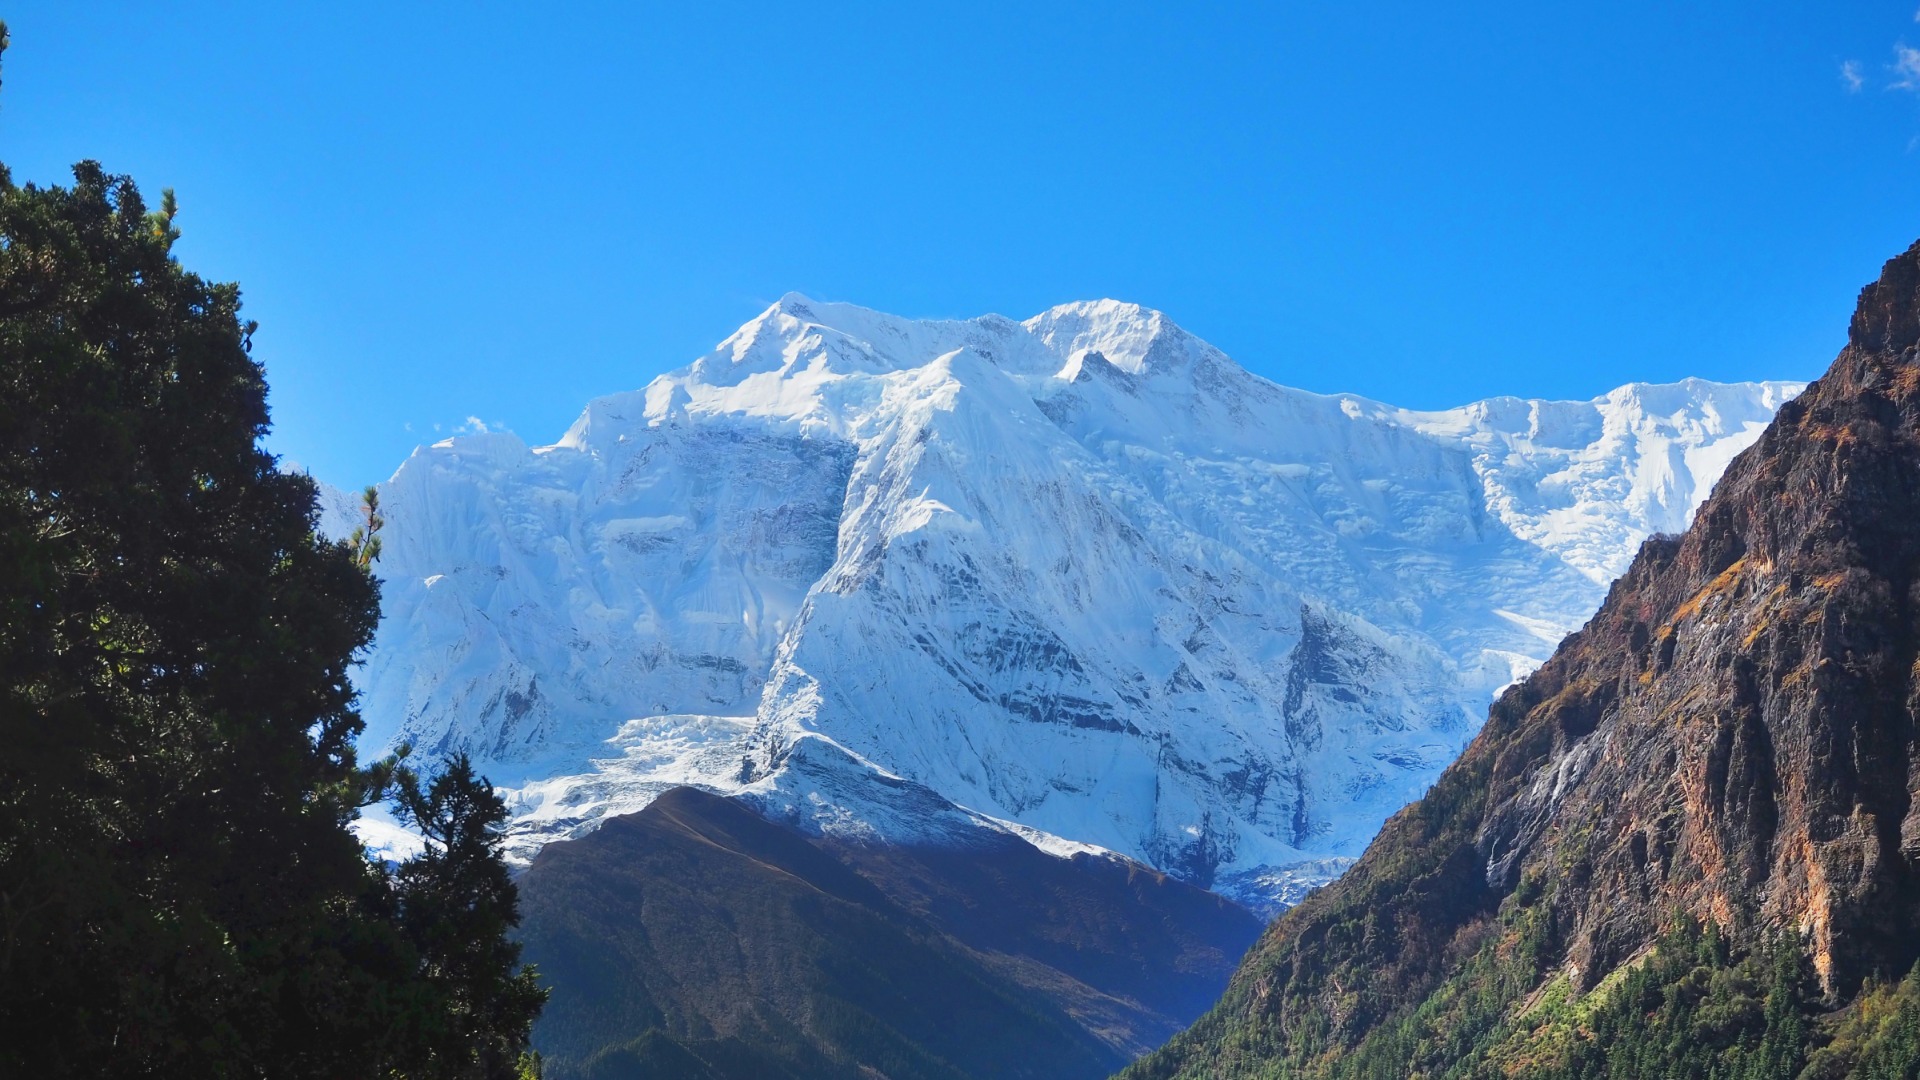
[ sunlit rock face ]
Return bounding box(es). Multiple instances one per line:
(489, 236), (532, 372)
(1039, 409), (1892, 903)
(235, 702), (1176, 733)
(335, 294), (1798, 909)
(1125, 237), (1920, 1080)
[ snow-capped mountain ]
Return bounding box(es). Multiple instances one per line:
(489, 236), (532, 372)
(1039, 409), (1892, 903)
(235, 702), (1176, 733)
(339, 295), (1799, 907)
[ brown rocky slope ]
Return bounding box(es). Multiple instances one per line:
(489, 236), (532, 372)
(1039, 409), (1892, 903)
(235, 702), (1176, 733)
(516, 786), (1260, 1080)
(1126, 238), (1920, 1078)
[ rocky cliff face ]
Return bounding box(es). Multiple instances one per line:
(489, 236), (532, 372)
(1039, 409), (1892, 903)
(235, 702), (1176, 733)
(1481, 237), (1920, 999)
(1128, 242), (1920, 1076)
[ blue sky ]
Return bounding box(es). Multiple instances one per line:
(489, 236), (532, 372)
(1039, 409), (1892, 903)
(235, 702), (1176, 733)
(5, 3), (1920, 487)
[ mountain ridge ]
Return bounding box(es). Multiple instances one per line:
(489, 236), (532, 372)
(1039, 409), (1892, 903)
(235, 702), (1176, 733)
(1125, 238), (1920, 1077)
(332, 295), (1801, 906)
(515, 784), (1262, 1080)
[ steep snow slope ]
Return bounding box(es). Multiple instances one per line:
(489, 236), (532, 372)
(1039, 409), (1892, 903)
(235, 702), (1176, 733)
(343, 296), (1799, 907)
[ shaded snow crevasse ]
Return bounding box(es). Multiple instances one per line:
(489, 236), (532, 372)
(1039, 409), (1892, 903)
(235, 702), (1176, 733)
(335, 295), (1802, 910)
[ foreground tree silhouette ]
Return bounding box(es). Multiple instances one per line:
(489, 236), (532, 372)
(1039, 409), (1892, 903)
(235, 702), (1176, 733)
(0, 28), (541, 1077)
(392, 755), (549, 1077)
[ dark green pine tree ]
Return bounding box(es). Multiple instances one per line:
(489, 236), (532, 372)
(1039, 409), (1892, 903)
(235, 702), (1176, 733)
(0, 24), (541, 1077)
(391, 754), (550, 1078)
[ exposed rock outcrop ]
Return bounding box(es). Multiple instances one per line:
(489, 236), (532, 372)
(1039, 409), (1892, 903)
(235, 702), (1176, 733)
(1129, 240), (1920, 1077)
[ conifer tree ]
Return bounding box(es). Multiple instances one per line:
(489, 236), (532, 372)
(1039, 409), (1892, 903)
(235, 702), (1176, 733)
(393, 755), (549, 1077)
(0, 24), (541, 1077)
(350, 485), (384, 568)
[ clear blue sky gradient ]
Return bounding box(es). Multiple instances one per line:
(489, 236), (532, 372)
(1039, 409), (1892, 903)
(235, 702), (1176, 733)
(5, 3), (1920, 487)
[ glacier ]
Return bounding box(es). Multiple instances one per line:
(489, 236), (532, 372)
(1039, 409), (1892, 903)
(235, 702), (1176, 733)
(334, 295), (1800, 908)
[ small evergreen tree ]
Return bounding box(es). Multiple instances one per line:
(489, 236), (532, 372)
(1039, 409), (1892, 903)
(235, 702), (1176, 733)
(393, 755), (549, 1078)
(350, 484), (384, 568)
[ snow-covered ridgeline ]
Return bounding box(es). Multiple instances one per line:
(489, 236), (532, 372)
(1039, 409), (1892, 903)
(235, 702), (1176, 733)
(336, 295), (1800, 908)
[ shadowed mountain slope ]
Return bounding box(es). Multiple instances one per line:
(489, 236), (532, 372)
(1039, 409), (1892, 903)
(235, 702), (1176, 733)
(1125, 241), (1920, 1078)
(516, 787), (1260, 1080)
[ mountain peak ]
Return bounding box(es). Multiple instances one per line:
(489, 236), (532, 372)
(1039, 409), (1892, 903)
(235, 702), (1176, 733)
(352, 293), (1804, 909)
(720, 294), (1206, 382)
(774, 289), (818, 313)
(1024, 298), (1196, 377)
(1848, 237), (1920, 356)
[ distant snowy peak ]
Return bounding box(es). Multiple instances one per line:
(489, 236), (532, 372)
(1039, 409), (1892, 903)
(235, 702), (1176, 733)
(654, 291), (1800, 585)
(303, 470), (365, 544)
(1024, 298), (1208, 377)
(345, 294), (1803, 908)
(568, 294), (1230, 440)
(1379, 377), (1801, 581)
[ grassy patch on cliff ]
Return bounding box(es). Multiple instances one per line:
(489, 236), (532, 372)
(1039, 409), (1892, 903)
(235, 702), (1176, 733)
(1126, 883), (1912, 1080)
